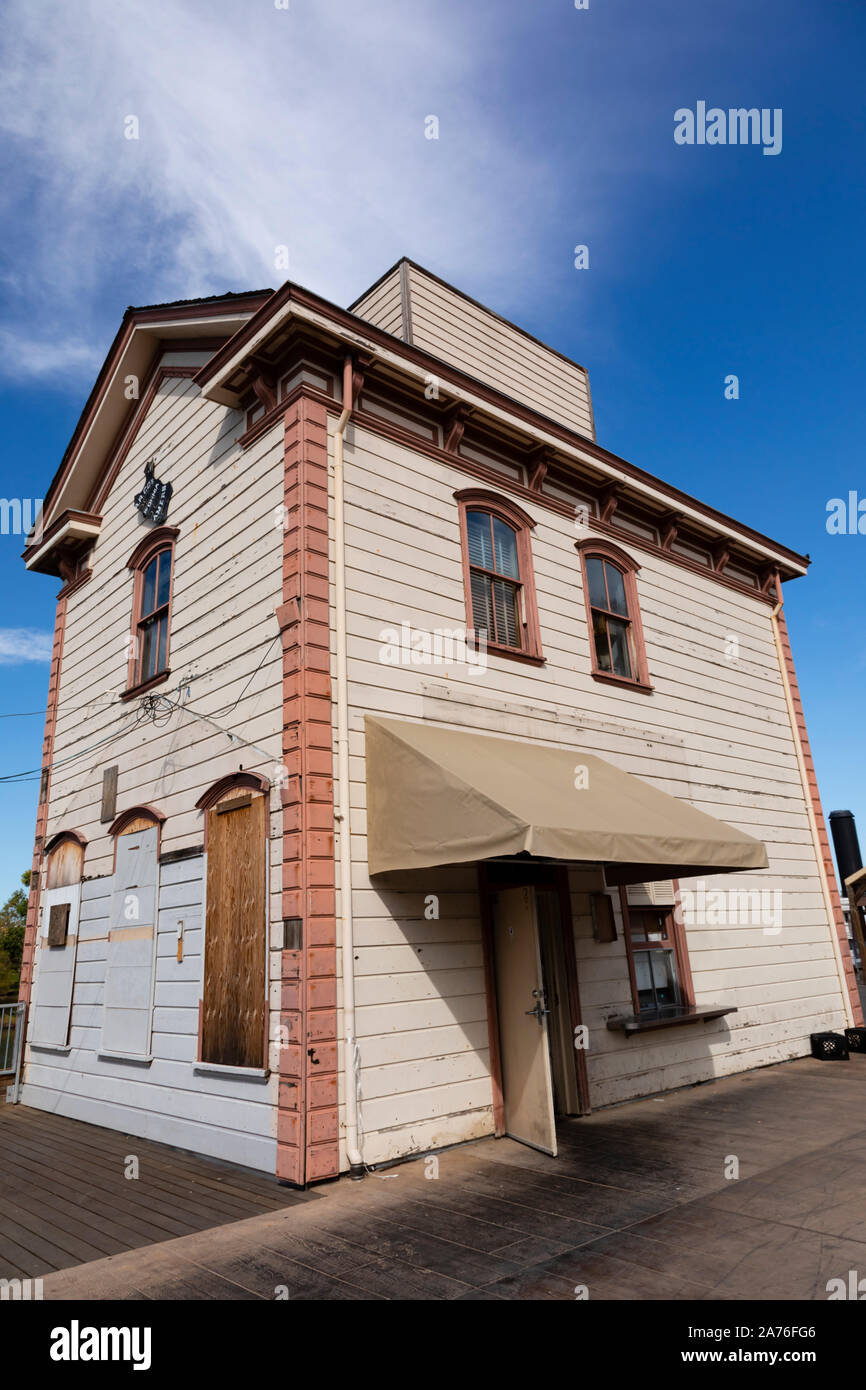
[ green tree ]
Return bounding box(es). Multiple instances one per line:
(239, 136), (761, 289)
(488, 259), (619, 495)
(0, 872), (29, 992)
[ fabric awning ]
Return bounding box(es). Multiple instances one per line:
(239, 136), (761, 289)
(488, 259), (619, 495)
(365, 715), (768, 884)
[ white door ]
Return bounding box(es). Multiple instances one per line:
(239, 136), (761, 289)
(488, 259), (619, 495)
(492, 885), (557, 1156)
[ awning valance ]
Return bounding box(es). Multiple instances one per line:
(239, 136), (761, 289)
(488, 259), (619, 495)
(365, 716), (768, 884)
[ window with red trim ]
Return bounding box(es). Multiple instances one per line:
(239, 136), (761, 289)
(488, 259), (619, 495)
(577, 540), (651, 689)
(619, 888), (695, 1019)
(124, 528), (178, 695)
(455, 490), (543, 661)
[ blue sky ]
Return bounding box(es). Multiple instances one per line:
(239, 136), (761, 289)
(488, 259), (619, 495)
(0, 0), (863, 899)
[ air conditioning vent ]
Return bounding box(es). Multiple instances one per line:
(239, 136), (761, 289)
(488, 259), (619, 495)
(626, 880), (676, 907)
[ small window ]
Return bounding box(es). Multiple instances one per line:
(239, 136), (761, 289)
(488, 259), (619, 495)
(628, 908), (681, 1012)
(455, 490), (543, 661)
(577, 539), (651, 689)
(124, 528), (178, 695)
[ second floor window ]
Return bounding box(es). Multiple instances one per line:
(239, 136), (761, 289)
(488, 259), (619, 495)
(577, 539), (652, 689)
(137, 548), (172, 681)
(455, 489), (543, 662)
(585, 555), (633, 678)
(467, 510), (522, 648)
(125, 527), (178, 694)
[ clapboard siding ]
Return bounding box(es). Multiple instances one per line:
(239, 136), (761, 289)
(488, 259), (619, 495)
(333, 411), (846, 1158)
(351, 262), (595, 439)
(351, 264), (405, 338)
(22, 859), (278, 1170)
(24, 361), (285, 1169)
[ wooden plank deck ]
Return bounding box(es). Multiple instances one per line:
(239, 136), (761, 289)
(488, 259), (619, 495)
(9, 1055), (866, 1299)
(0, 1104), (313, 1280)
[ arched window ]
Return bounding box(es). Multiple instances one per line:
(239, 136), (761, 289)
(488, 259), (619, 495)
(123, 527), (179, 697)
(454, 490), (543, 662)
(576, 539), (652, 690)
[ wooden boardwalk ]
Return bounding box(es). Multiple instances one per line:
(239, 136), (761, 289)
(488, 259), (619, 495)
(0, 1104), (312, 1280)
(7, 1055), (866, 1298)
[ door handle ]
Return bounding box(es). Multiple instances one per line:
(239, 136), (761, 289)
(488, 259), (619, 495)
(525, 1000), (550, 1023)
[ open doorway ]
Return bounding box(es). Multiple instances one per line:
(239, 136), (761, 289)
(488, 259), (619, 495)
(480, 863), (589, 1157)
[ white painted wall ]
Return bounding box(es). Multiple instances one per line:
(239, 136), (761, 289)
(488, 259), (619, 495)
(331, 414), (847, 1167)
(23, 356), (286, 1169)
(23, 856), (277, 1170)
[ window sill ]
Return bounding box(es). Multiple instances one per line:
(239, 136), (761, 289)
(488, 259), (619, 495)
(29, 1042), (71, 1054)
(98, 1049), (153, 1065)
(590, 670), (653, 694)
(194, 1062), (270, 1080)
(480, 642), (545, 667)
(607, 1004), (736, 1036)
(120, 669), (171, 702)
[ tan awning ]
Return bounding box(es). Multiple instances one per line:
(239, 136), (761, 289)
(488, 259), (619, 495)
(365, 716), (768, 884)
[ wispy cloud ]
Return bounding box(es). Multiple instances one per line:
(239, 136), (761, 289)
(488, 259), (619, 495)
(0, 629), (52, 664)
(0, 0), (584, 383)
(0, 329), (101, 380)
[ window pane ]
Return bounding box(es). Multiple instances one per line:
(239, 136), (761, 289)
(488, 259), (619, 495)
(491, 578), (521, 647)
(470, 571), (494, 638)
(141, 557), (158, 618)
(140, 617), (157, 681)
(629, 920), (648, 943)
(650, 949), (680, 1007)
(156, 550), (172, 609)
(492, 517), (519, 579)
(157, 616), (168, 673)
(586, 556), (607, 609)
(608, 617), (633, 679)
(592, 610), (612, 672)
(605, 563), (629, 616)
(634, 951), (654, 1010)
(466, 511), (493, 570)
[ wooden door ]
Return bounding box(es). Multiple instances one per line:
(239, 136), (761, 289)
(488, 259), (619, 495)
(201, 793), (267, 1068)
(492, 885), (557, 1156)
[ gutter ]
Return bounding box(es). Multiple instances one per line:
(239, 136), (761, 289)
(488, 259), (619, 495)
(334, 353), (365, 1178)
(770, 596), (855, 1027)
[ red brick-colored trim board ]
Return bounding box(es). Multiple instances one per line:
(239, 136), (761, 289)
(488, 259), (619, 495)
(19, 592), (69, 1006)
(276, 393), (339, 1185)
(775, 601), (863, 1026)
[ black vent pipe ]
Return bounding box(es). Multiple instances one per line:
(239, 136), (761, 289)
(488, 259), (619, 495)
(829, 810), (863, 893)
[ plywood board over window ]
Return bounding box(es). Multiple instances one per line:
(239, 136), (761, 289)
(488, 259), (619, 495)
(201, 792), (267, 1069)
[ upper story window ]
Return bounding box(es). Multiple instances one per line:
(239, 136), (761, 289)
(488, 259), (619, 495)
(455, 489), (543, 663)
(576, 538), (651, 691)
(124, 527), (179, 698)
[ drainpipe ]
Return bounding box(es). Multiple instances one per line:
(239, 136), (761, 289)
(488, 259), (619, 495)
(334, 353), (365, 1177)
(770, 594), (855, 1026)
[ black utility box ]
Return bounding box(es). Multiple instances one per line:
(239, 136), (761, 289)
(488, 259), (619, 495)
(844, 1027), (866, 1054)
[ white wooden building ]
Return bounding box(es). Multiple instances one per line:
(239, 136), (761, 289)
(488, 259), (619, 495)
(18, 261), (860, 1183)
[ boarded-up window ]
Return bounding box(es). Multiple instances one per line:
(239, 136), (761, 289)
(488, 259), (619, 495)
(30, 835), (85, 1048)
(30, 884), (81, 1048)
(47, 902), (71, 947)
(201, 792), (267, 1068)
(101, 824), (159, 1057)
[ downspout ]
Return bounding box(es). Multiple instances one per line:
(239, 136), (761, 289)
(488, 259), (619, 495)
(770, 592), (855, 1027)
(334, 353), (365, 1177)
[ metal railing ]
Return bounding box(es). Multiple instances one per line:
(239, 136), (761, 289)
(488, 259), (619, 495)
(0, 1001), (25, 1104)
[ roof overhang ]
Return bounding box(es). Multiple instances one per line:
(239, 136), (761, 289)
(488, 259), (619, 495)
(194, 280), (810, 581)
(33, 292), (273, 545)
(24, 509), (103, 578)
